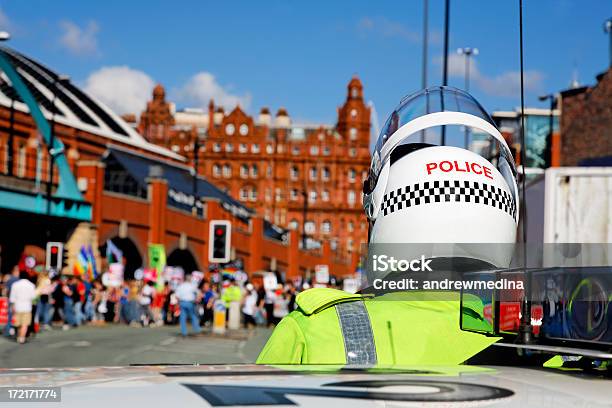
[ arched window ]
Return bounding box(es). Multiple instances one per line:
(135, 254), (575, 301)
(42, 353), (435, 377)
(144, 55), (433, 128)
(305, 221), (316, 234)
(348, 168), (356, 182)
(347, 190), (356, 205)
(250, 164), (258, 178)
(240, 164), (249, 178)
(289, 219), (299, 230)
(309, 190), (317, 203)
(290, 165), (299, 180)
(322, 167), (330, 181)
(212, 163), (221, 178)
(309, 167), (317, 181)
(322, 190), (330, 202)
(321, 220), (332, 234)
(223, 164), (232, 178)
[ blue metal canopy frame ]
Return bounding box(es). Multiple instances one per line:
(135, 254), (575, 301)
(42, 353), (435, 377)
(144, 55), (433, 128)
(0, 51), (91, 221)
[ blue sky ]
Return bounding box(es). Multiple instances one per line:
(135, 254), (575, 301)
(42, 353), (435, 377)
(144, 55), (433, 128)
(1, 0), (609, 127)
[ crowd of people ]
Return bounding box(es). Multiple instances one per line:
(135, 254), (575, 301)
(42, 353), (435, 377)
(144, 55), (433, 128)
(0, 265), (318, 344)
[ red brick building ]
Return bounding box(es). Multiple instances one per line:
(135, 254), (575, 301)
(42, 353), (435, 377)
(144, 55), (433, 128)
(138, 76), (371, 258)
(0, 46), (359, 279)
(559, 68), (612, 166)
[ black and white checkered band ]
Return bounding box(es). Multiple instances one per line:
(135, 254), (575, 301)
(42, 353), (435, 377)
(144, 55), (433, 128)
(380, 180), (517, 220)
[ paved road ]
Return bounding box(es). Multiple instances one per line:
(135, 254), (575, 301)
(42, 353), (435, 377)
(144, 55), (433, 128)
(0, 325), (272, 368)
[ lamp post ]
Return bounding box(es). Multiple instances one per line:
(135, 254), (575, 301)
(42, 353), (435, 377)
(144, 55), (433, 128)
(440, 0), (450, 146)
(46, 74), (69, 215)
(457, 47), (478, 149)
(538, 93), (556, 168)
(605, 18), (612, 68)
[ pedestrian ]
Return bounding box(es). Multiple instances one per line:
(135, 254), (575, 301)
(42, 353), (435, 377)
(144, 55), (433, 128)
(9, 271), (36, 344)
(175, 274), (201, 336)
(272, 284), (289, 326)
(241, 283), (258, 329)
(3, 266), (20, 337)
(35, 272), (54, 329)
(61, 276), (76, 329)
(199, 280), (215, 326)
(139, 280), (155, 327)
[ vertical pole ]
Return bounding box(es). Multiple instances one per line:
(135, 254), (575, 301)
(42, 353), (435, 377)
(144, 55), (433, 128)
(420, 0), (429, 143)
(192, 129), (199, 216)
(301, 188), (308, 250)
(547, 98), (554, 168)
(464, 53), (470, 149)
(441, 0), (450, 146)
(421, 0), (429, 90)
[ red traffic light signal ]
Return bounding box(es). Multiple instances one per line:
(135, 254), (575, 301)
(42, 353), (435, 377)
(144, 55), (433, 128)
(209, 220), (231, 263)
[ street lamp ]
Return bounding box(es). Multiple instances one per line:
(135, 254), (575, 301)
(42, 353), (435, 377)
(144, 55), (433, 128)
(604, 18), (612, 68)
(46, 74), (70, 215)
(457, 47), (478, 149)
(538, 93), (557, 168)
(300, 188), (308, 250)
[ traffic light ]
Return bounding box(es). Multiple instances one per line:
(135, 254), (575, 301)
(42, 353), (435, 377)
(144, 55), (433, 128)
(209, 220), (231, 263)
(46, 242), (64, 272)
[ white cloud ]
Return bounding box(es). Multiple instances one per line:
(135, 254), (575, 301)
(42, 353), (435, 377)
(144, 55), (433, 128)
(171, 71), (251, 111)
(59, 20), (99, 56)
(441, 53), (544, 98)
(83, 66), (155, 115)
(357, 17), (421, 44)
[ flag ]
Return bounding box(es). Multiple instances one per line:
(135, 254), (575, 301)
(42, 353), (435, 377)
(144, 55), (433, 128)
(148, 243), (166, 290)
(106, 239), (123, 264)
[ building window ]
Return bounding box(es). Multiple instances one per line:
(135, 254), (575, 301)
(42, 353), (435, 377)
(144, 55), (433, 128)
(349, 148), (357, 157)
(347, 190), (356, 205)
(323, 146), (331, 156)
(322, 189), (329, 202)
(213, 143), (221, 152)
(347, 239), (354, 252)
(305, 221), (316, 234)
(289, 219), (299, 230)
(252, 144), (260, 153)
(309, 167), (317, 181)
(249, 188), (258, 202)
(290, 166), (299, 180)
(212, 164), (221, 178)
(322, 167), (330, 181)
(225, 123), (235, 135)
(309, 190), (317, 203)
(292, 146), (300, 156)
(348, 168), (356, 183)
(171, 145), (180, 152)
(17, 144), (26, 178)
(310, 145), (319, 156)
(349, 128), (358, 140)
(322, 220), (331, 234)
(266, 144), (274, 154)
(223, 164), (232, 178)
(275, 188), (282, 202)
(266, 165), (272, 178)
(239, 187), (248, 201)
(225, 143), (233, 152)
(239, 123), (249, 136)
(348, 221), (354, 232)
(290, 189), (298, 201)
(250, 164), (258, 178)
(240, 164), (248, 178)
(239, 143), (248, 153)
(350, 108), (357, 118)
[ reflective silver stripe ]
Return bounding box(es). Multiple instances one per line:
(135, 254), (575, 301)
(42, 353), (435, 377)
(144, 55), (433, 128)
(335, 301), (377, 365)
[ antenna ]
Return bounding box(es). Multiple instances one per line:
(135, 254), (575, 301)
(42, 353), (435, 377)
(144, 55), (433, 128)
(517, 0), (533, 345)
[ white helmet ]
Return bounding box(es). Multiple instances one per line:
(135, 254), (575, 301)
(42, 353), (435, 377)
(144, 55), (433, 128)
(363, 87), (519, 268)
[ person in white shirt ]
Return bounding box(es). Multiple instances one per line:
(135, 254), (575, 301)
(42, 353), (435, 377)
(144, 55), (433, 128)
(175, 275), (201, 336)
(139, 281), (156, 327)
(9, 272), (36, 344)
(241, 283), (259, 328)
